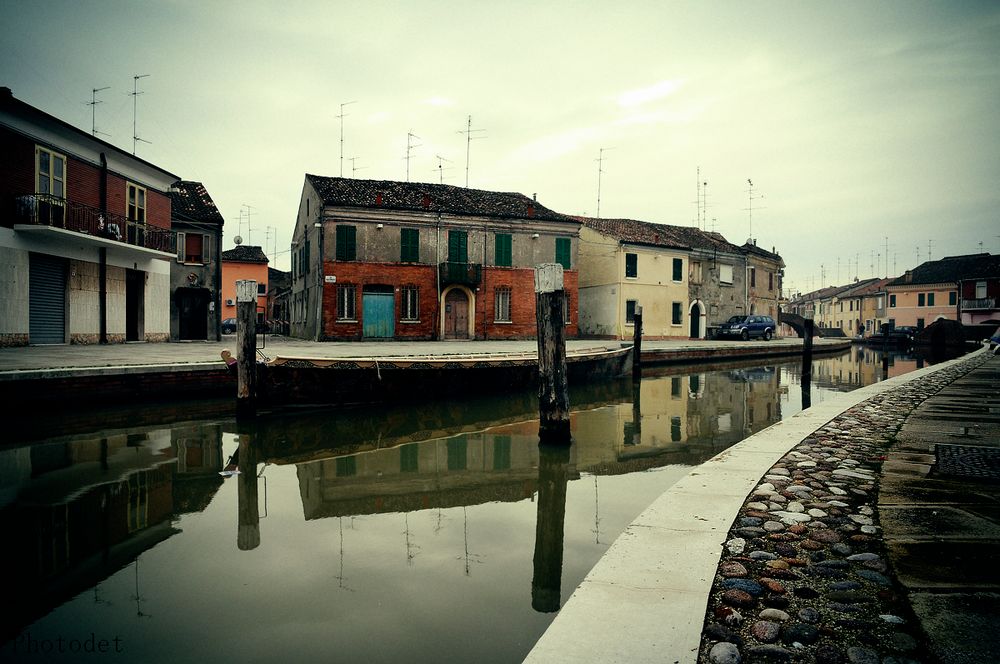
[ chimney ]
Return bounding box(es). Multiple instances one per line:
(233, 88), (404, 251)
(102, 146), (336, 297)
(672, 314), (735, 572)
(422, 193), (431, 209)
(1, 87), (12, 99)
(904, 270), (912, 283)
(533, 193), (537, 202)
(527, 204), (535, 218)
(375, 193), (383, 206)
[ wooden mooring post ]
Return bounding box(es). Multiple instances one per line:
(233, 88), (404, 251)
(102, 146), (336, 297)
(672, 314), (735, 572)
(535, 264), (570, 445)
(236, 279), (258, 419)
(802, 317), (814, 410)
(632, 305), (643, 382)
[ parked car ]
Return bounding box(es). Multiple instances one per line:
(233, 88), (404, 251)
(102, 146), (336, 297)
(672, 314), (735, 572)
(716, 315), (776, 341)
(221, 318), (237, 334)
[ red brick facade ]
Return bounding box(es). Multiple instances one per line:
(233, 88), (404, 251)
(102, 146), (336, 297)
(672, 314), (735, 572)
(320, 261), (578, 340)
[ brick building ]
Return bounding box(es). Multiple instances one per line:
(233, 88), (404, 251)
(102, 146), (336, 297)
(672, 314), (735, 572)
(0, 87), (178, 346)
(290, 175), (580, 341)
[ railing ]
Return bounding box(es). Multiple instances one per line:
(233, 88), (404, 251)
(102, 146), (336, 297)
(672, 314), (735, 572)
(11, 193), (174, 253)
(438, 261), (482, 286)
(962, 297), (995, 311)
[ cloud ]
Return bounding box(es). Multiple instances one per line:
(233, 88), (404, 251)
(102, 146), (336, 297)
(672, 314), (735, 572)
(616, 79), (684, 107)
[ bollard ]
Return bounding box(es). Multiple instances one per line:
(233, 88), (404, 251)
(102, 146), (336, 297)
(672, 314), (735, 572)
(802, 318), (814, 410)
(535, 264), (570, 445)
(632, 305), (643, 382)
(236, 279), (257, 419)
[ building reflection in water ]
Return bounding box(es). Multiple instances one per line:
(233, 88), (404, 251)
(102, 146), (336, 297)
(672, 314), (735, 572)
(531, 444), (572, 613)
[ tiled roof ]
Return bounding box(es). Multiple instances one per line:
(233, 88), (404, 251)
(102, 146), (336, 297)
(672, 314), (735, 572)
(578, 216), (743, 253)
(742, 242), (784, 266)
(170, 180), (224, 225)
(222, 245), (268, 264)
(836, 277), (885, 298)
(268, 267), (291, 291)
(889, 253), (1000, 286)
(306, 175), (572, 222)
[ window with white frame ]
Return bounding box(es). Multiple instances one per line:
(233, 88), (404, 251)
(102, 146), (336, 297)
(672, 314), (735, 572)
(337, 284), (357, 320)
(401, 285), (419, 321)
(719, 263), (733, 284)
(494, 286), (512, 322)
(176, 232), (212, 264)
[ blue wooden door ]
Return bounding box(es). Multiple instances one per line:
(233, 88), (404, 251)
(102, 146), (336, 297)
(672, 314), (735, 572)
(363, 291), (395, 338)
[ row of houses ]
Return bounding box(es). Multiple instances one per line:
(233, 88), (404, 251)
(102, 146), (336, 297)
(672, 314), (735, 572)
(1, 86), (783, 347)
(785, 253), (1000, 337)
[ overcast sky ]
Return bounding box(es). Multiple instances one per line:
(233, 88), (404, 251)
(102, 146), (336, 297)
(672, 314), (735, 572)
(2, 1), (998, 293)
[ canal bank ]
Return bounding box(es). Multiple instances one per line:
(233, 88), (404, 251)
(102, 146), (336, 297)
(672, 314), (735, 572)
(525, 346), (996, 664)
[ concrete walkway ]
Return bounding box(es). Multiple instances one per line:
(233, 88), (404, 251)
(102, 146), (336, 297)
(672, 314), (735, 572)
(525, 347), (995, 664)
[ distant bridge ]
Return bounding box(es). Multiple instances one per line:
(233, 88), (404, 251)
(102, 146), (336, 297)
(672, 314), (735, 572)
(777, 312), (846, 339)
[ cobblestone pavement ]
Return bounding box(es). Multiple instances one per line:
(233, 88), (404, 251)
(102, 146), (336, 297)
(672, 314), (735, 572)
(699, 351), (996, 664)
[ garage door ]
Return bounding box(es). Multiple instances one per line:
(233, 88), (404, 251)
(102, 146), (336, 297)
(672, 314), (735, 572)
(362, 287), (395, 338)
(29, 253), (67, 344)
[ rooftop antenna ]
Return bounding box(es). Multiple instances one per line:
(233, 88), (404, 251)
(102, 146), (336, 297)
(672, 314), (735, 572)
(336, 101), (357, 177)
(457, 115), (486, 188)
(596, 147), (614, 219)
(87, 86), (110, 137)
(130, 74), (150, 155)
(434, 154), (454, 184)
(348, 156), (366, 178)
(745, 178), (764, 242)
(265, 225), (278, 263)
(927, 239), (932, 262)
(405, 130), (421, 182)
(241, 204), (255, 245)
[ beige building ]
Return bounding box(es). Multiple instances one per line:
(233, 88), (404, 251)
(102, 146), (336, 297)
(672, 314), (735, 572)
(741, 241), (785, 320)
(577, 218), (690, 340)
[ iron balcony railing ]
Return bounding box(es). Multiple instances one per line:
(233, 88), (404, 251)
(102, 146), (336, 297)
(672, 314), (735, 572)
(962, 297), (995, 311)
(438, 261), (482, 286)
(11, 193), (174, 253)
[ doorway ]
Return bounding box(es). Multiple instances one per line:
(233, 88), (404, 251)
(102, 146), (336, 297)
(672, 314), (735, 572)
(177, 287), (210, 340)
(689, 301), (703, 339)
(126, 269), (144, 341)
(362, 285), (395, 338)
(444, 289), (470, 339)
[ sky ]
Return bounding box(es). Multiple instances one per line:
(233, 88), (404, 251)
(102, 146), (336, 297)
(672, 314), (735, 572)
(2, 0), (998, 294)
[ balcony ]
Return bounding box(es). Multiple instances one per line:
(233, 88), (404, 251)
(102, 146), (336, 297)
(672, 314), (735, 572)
(962, 297), (996, 311)
(10, 193), (174, 254)
(439, 261), (482, 287)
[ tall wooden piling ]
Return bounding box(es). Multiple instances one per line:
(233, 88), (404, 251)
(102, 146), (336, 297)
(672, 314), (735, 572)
(632, 305), (643, 382)
(236, 432), (260, 551)
(535, 264), (570, 445)
(802, 318), (814, 409)
(531, 443), (571, 612)
(236, 279), (258, 419)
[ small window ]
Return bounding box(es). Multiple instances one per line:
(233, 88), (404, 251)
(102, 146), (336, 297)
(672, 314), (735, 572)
(625, 253), (638, 278)
(555, 237), (571, 269)
(126, 182), (146, 223)
(337, 284), (357, 320)
(36, 146), (66, 199)
(750, 267), (756, 287)
(336, 225), (357, 261)
(257, 283), (266, 296)
(690, 261), (702, 284)
(400, 444), (419, 472)
(890, 294), (896, 307)
(976, 281), (987, 298)
(401, 285), (419, 321)
(670, 416), (682, 442)
(918, 293), (925, 307)
(494, 286), (512, 322)
(720, 264), (733, 284)
(177, 232), (212, 264)
(401, 228), (419, 262)
(626, 299), (637, 324)
(494, 233), (512, 267)
(927, 292), (934, 306)
(672, 302), (682, 325)
(949, 291), (957, 306)
(448, 230), (468, 263)
(768, 272), (774, 291)
(672, 258), (683, 282)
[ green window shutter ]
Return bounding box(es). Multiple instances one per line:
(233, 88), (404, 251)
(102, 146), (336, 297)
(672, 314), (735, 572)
(448, 230), (468, 263)
(555, 237), (571, 269)
(336, 225), (356, 261)
(495, 233), (512, 267)
(401, 228), (419, 262)
(672, 258), (683, 281)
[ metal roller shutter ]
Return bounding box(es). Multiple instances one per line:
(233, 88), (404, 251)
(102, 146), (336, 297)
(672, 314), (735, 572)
(29, 253), (67, 344)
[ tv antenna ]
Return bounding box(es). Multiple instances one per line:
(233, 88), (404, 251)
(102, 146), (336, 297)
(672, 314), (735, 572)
(745, 178), (765, 242)
(405, 131), (421, 182)
(130, 74), (150, 155)
(348, 156), (366, 178)
(692, 167), (708, 230)
(336, 101), (357, 177)
(241, 204), (255, 245)
(457, 115), (486, 188)
(265, 226), (278, 263)
(87, 86), (110, 137)
(596, 147), (614, 219)
(434, 154), (454, 184)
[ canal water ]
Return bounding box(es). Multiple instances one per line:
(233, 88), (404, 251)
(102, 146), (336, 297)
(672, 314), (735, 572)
(0, 346), (948, 662)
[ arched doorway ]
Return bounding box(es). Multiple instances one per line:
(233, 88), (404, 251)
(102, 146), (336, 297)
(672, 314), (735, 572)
(442, 288), (472, 339)
(689, 300), (704, 339)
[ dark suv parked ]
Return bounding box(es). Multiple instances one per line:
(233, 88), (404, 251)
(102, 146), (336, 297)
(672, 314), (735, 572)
(717, 315), (776, 341)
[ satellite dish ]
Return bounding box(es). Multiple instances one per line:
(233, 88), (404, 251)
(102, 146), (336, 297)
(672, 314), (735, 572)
(234, 235), (243, 245)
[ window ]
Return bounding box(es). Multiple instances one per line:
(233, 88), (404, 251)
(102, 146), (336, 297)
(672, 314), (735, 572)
(720, 264), (733, 284)
(494, 286), (512, 322)
(889, 294), (896, 307)
(949, 291), (957, 305)
(976, 281), (987, 298)
(447, 437), (467, 471)
(671, 376), (681, 398)
(36, 146), (66, 199)
(927, 292), (935, 306)
(672, 258), (683, 281)
(176, 232), (212, 264)
(494, 233), (512, 267)
(555, 237), (571, 269)
(918, 293), (925, 307)
(335, 456), (356, 477)
(400, 228), (419, 262)
(400, 444), (419, 472)
(626, 299), (637, 324)
(670, 416), (682, 442)
(401, 285), (419, 321)
(126, 182), (146, 244)
(448, 230), (468, 262)
(336, 225), (356, 261)
(917, 318), (924, 329)
(257, 283), (266, 296)
(768, 272), (774, 291)
(691, 261), (703, 284)
(672, 302), (682, 325)
(750, 267), (756, 287)
(625, 253), (638, 278)
(563, 292), (571, 325)
(337, 284), (357, 320)
(493, 436), (512, 470)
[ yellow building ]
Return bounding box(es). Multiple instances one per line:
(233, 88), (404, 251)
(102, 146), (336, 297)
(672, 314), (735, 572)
(577, 218), (690, 340)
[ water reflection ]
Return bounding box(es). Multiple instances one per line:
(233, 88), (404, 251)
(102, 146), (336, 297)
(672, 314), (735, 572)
(1, 348), (951, 663)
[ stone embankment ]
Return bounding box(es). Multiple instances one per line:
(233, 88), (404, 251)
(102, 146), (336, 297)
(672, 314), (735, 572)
(699, 351), (992, 664)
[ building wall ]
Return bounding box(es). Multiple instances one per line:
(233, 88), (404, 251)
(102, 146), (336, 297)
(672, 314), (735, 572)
(860, 292), (887, 336)
(688, 250), (748, 331)
(221, 261), (268, 321)
(169, 222), (223, 341)
(0, 245), (28, 345)
(746, 255), (782, 319)
(886, 284), (957, 327)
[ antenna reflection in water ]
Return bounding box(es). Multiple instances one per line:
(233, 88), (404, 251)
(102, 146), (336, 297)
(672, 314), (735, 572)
(531, 444), (572, 613)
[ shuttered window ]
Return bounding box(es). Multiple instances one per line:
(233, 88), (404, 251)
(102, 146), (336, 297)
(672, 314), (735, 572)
(448, 230), (468, 263)
(555, 237), (571, 269)
(494, 233), (512, 267)
(400, 228), (419, 262)
(336, 225), (357, 261)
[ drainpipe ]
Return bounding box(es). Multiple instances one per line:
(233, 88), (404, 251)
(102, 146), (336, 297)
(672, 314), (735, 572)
(215, 223), (223, 340)
(436, 213), (441, 339)
(315, 211), (324, 341)
(99, 152), (108, 344)
(482, 218), (488, 340)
